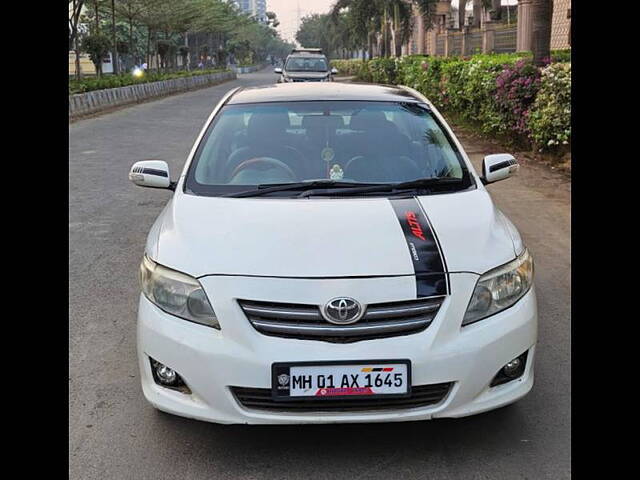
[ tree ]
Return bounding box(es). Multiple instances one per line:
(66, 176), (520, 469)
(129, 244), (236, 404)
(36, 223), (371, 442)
(110, 0), (119, 74)
(330, 0), (384, 59)
(390, 1), (414, 57)
(76, 0), (293, 72)
(114, 0), (147, 68)
(265, 11), (279, 28)
(531, 0), (553, 65)
(179, 45), (189, 68)
(69, 0), (85, 49)
(458, 0), (471, 29)
(82, 33), (111, 76)
(489, 0), (502, 21)
(330, 0), (439, 59)
(69, 0), (86, 79)
(156, 39), (173, 69)
(472, 0), (482, 28)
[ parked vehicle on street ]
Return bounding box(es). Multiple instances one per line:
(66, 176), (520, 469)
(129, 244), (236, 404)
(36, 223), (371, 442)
(274, 48), (337, 82)
(129, 82), (537, 425)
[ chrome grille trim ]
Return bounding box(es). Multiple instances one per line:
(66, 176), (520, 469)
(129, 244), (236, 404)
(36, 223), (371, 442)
(241, 304), (320, 321)
(251, 317), (433, 336)
(239, 296), (444, 343)
(365, 302), (440, 319)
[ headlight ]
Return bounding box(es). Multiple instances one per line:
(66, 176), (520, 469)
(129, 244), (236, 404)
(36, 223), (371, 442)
(140, 255), (220, 329)
(462, 249), (534, 326)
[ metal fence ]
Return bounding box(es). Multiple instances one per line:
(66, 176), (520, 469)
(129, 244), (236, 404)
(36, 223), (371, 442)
(467, 31), (483, 55)
(450, 33), (463, 56)
(436, 36), (445, 56)
(432, 26), (515, 57)
(494, 27), (517, 53)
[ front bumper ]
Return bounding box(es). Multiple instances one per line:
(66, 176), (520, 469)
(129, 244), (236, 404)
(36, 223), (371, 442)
(137, 273), (537, 424)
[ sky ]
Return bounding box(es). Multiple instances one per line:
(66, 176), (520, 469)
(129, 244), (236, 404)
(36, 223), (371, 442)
(268, 0), (337, 43)
(268, 0), (518, 44)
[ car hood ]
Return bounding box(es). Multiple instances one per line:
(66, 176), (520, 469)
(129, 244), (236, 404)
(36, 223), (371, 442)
(150, 188), (519, 278)
(285, 71), (330, 79)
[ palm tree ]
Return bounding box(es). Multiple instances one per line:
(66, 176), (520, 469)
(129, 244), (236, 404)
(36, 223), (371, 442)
(458, 0), (467, 30)
(331, 0), (378, 58)
(472, 0), (483, 28)
(391, 1), (414, 57)
(332, 0), (441, 58)
(531, 0), (553, 65)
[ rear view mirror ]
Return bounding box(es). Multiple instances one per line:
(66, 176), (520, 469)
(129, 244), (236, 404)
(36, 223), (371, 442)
(274, 67), (283, 74)
(331, 67), (338, 75)
(481, 154), (519, 185)
(129, 160), (172, 189)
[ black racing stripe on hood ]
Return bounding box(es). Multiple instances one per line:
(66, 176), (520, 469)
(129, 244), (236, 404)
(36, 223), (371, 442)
(389, 198), (449, 298)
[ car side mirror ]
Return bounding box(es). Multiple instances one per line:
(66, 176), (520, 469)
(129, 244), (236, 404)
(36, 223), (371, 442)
(331, 67), (338, 75)
(274, 67), (283, 74)
(481, 154), (519, 185)
(129, 160), (173, 190)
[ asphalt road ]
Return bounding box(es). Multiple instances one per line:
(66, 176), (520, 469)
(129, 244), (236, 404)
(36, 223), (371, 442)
(69, 69), (571, 479)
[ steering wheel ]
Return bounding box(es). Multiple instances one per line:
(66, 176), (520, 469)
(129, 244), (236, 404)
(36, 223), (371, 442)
(344, 155), (366, 171)
(229, 157), (297, 182)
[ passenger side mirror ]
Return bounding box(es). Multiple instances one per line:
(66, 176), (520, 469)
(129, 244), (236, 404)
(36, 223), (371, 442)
(129, 160), (173, 190)
(274, 67), (283, 74)
(331, 67), (338, 75)
(481, 154), (519, 185)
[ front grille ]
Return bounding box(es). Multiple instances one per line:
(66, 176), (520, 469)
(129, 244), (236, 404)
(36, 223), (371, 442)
(231, 383), (452, 412)
(238, 296), (444, 343)
(291, 77), (324, 82)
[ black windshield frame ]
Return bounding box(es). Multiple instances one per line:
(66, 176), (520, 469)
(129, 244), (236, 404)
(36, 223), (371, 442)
(183, 100), (475, 198)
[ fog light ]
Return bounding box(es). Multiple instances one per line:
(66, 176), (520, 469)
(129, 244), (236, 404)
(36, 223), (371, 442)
(503, 358), (522, 377)
(490, 351), (528, 387)
(149, 358), (191, 393)
(156, 364), (178, 385)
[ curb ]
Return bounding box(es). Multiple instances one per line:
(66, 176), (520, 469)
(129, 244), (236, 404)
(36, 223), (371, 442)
(69, 70), (237, 121)
(230, 64), (266, 74)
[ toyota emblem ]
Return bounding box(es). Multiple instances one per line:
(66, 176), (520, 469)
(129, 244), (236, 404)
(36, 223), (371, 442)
(321, 297), (364, 325)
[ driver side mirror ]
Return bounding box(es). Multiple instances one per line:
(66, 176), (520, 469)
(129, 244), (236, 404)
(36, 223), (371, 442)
(481, 154), (519, 185)
(331, 67), (338, 75)
(274, 67), (283, 74)
(129, 160), (173, 190)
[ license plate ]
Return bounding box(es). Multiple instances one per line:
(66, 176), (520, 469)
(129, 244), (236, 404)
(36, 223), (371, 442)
(272, 360), (411, 401)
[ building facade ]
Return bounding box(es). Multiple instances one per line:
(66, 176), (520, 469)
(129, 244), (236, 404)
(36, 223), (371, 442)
(406, 0), (570, 56)
(232, 0), (267, 23)
(549, 0), (570, 49)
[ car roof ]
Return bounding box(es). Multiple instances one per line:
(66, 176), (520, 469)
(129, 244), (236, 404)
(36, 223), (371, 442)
(227, 83), (421, 105)
(287, 52), (326, 58)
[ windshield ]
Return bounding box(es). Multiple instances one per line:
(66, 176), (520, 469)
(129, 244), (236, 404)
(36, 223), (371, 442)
(185, 101), (470, 197)
(285, 56), (328, 72)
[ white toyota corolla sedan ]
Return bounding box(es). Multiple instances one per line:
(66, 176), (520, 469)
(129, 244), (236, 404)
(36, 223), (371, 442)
(129, 82), (537, 425)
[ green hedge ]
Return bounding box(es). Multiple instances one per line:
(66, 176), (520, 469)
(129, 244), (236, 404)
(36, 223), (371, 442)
(68, 68), (230, 95)
(332, 52), (570, 154)
(331, 59), (367, 77)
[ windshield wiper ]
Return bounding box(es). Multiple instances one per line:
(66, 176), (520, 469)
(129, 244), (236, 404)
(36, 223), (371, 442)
(296, 177), (465, 198)
(223, 180), (384, 198)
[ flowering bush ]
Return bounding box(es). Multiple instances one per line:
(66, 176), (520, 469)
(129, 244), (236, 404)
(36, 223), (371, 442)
(528, 62), (571, 152)
(334, 52), (570, 154)
(493, 59), (542, 137)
